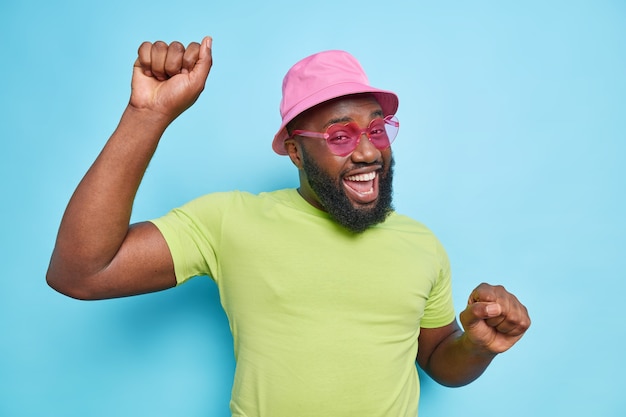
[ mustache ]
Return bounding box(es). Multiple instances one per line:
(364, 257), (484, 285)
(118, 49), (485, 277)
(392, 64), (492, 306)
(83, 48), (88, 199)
(343, 156), (394, 175)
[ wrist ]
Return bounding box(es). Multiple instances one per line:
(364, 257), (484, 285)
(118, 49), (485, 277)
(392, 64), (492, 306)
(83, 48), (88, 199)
(123, 103), (176, 131)
(460, 332), (499, 359)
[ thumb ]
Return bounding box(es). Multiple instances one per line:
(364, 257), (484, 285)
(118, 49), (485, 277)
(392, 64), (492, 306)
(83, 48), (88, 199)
(192, 36), (213, 81)
(460, 302), (502, 329)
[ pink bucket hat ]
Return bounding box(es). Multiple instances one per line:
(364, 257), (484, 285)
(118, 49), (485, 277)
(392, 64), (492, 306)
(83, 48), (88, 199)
(272, 50), (399, 155)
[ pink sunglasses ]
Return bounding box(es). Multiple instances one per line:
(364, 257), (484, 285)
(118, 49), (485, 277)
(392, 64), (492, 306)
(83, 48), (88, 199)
(291, 115), (400, 156)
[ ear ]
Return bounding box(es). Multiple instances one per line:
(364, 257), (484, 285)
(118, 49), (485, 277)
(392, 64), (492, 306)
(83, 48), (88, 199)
(284, 138), (304, 169)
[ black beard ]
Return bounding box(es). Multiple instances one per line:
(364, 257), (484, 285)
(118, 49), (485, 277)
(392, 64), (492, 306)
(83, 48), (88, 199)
(300, 150), (394, 234)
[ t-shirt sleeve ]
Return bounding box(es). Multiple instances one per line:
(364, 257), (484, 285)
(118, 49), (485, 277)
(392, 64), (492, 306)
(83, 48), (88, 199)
(420, 239), (456, 328)
(149, 193), (230, 285)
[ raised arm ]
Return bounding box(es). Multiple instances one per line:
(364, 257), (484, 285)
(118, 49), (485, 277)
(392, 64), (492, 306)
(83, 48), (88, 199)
(46, 37), (213, 300)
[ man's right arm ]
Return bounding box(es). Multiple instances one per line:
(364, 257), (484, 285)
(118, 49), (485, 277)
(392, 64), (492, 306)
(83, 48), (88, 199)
(46, 37), (213, 300)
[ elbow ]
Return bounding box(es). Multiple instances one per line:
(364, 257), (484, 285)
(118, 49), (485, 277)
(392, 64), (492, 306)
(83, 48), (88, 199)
(420, 366), (481, 388)
(46, 264), (100, 301)
(419, 360), (492, 388)
(434, 375), (480, 388)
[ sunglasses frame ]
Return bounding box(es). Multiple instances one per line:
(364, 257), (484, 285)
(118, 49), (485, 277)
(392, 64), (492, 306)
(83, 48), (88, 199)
(291, 115), (400, 156)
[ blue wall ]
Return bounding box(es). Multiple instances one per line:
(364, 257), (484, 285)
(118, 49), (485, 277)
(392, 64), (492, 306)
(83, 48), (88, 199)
(1, 1), (624, 416)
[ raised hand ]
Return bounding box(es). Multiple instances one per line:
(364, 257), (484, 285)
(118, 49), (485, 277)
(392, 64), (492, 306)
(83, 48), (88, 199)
(130, 36), (213, 122)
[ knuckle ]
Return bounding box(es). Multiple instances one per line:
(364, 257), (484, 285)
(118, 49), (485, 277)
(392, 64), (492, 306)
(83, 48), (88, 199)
(138, 41), (152, 53)
(169, 41), (185, 53)
(153, 41), (168, 52)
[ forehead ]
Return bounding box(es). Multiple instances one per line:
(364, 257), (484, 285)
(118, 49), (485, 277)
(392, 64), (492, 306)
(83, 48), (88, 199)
(298, 94), (383, 129)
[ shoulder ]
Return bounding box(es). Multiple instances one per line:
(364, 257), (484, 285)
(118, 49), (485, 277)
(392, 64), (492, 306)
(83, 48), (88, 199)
(378, 212), (449, 259)
(382, 212), (437, 236)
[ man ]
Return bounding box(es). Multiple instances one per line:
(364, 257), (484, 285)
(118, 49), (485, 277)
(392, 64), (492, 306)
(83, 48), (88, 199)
(47, 37), (530, 416)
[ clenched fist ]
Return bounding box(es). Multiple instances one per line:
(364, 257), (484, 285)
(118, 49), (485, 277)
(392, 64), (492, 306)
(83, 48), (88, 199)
(130, 36), (213, 122)
(460, 283), (531, 354)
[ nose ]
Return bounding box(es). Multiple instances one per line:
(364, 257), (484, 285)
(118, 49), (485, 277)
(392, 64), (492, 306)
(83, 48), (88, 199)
(350, 133), (382, 163)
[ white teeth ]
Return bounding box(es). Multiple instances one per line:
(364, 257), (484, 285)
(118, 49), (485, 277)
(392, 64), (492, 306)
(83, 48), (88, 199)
(345, 171), (376, 181)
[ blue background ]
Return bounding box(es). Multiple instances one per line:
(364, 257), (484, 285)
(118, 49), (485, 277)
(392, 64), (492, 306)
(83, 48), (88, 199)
(1, 1), (624, 416)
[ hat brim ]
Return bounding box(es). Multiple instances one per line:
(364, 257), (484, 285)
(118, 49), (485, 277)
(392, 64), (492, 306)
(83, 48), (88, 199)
(272, 83), (399, 155)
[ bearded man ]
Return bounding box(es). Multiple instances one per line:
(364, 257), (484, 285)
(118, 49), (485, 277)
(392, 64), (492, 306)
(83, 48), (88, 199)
(47, 37), (530, 417)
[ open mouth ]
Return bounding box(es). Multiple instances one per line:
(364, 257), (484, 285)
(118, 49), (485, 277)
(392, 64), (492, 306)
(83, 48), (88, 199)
(343, 171), (379, 204)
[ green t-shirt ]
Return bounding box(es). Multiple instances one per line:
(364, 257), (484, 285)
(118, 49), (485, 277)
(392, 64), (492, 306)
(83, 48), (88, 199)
(151, 188), (455, 417)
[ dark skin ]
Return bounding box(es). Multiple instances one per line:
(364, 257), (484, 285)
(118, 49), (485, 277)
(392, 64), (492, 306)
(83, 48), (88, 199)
(47, 38), (530, 388)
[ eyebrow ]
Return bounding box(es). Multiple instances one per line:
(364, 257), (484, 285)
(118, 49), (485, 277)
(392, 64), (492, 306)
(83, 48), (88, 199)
(323, 110), (384, 129)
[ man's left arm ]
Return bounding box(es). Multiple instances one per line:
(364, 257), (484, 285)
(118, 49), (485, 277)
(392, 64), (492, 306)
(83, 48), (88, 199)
(417, 283), (531, 387)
